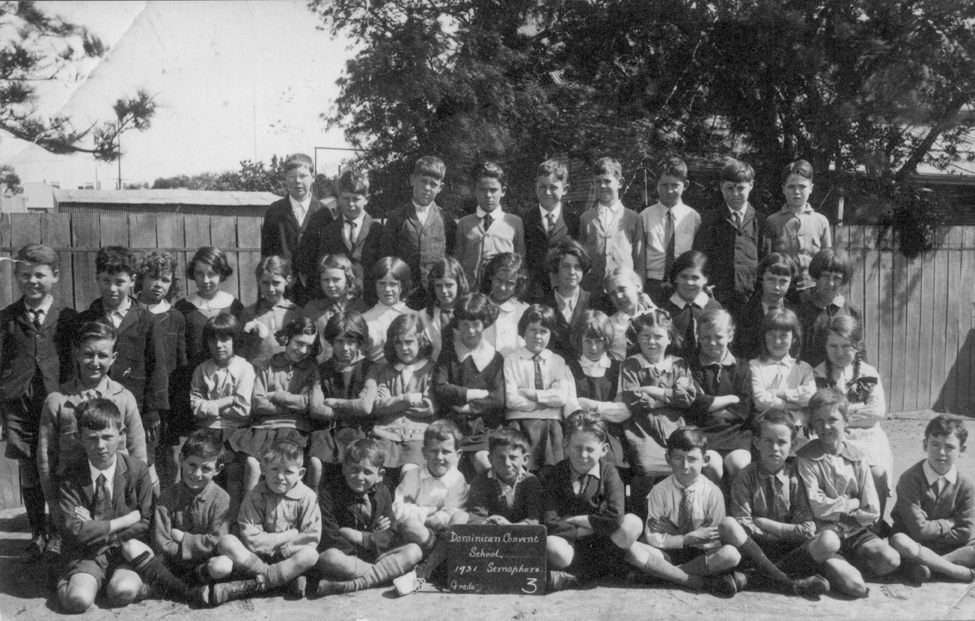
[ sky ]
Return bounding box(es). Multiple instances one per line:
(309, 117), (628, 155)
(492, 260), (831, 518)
(1, 0), (355, 189)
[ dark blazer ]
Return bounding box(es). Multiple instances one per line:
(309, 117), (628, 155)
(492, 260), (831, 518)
(379, 203), (457, 310)
(310, 213), (383, 287)
(262, 196), (333, 303)
(78, 298), (169, 424)
(541, 458), (625, 540)
(60, 452), (152, 558)
(693, 204), (766, 318)
(0, 298), (78, 402)
(523, 207), (581, 303)
(543, 289), (591, 360)
(317, 476), (396, 559)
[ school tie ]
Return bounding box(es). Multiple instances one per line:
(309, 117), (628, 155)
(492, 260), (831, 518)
(664, 210), (676, 278)
(346, 219), (357, 247)
(732, 211), (741, 232)
(765, 474), (780, 519)
(483, 213), (493, 231)
(933, 478), (944, 498)
(93, 473), (111, 521)
(546, 213), (556, 237)
(678, 486), (695, 534)
(358, 492), (373, 521)
(533, 353), (544, 390)
(28, 308), (43, 329)
(439, 309), (454, 331)
(575, 474), (590, 497)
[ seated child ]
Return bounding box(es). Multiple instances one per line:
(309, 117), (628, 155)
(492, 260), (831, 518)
(541, 411), (643, 590)
(56, 399), (152, 613)
(481, 252), (530, 358)
(468, 428), (544, 525)
(240, 256), (302, 368)
(313, 439), (422, 596)
(542, 240), (593, 359)
(798, 248), (864, 367)
(797, 388), (900, 590)
(419, 257), (469, 362)
(362, 257), (417, 363)
(749, 308), (816, 428)
(890, 415), (975, 583)
(603, 266), (656, 361)
(735, 252), (798, 360)
(302, 254), (367, 364)
(210, 440), (322, 603)
(658, 250), (723, 360)
(504, 304), (575, 472)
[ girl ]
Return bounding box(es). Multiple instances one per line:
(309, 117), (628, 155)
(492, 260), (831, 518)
(372, 314), (437, 488)
(687, 309), (754, 484)
(619, 309), (698, 478)
(188, 313), (255, 517)
(814, 315), (892, 513)
(503, 304), (575, 472)
(735, 252), (798, 360)
(543, 240), (593, 359)
(303, 254), (366, 363)
(480, 252), (529, 358)
(419, 257), (469, 362)
(432, 293), (505, 477)
(659, 250), (722, 360)
(37, 322), (147, 541)
(362, 257), (416, 363)
(749, 308), (816, 425)
(307, 311), (377, 490)
(798, 248), (864, 367)
(567, 310), (630, 471)
(239, 256), (302, 367)
(230, 317), (324, 496)
(603, 266), (656, 361)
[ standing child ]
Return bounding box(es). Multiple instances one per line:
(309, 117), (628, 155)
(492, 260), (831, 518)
(749, 308), (816, 426)
(890, 415), (975, 583)
(813, 315), (892, 514)
(313, 439), (423, 596)
(542, 240), (593, 359)
(524, 159), (581, 303)
(603, 266), (657, 361)
(659, 250), (723, 360)
(761, 159), (832, 298)
(240, 256), (302, 368)
(362, 257), (417, 363)
(798, 248), (864, 367)
(379, 155), (457, 311)
(418, 257), (469, 362)
(641, 156), (699, 305)
(735, 253), (798, 360)
(481, 252), (530, 358)
(210, 440), (322, 603)
(454, 161), (525, 289)
(0, 244), (78, 559)
(504, 304), (575, 472)
(432, 294), (505, 477)
(580, 157), (645, 312)
(302, 253), (366, 363)
(797, 389), (900, 590)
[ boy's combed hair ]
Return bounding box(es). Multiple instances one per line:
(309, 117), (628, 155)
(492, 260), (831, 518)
(925, 415), (969, 446)
(343, 438), (386, 470)
(426, 257), (469, 314)
(563, 409), (608, 444)
(383, 313), (432, 363)
(759, 308), (803, 360)
(782, 159), (814, 183)
(337, 169), (369, 195)
(318, 254), (363, 301)
(666, 425), (707, 454)
(809, 247), (853, 284)
(262, 439), (305, 468)
(255, 255), (293, 281)
(754, 409), (798, 441)
(76, 397), (123, 432)
(720, 159), (755, 184)
(136, 251), (181, 301)
(369, 256), (413, 302)
(488, 427), (531, 456)
(181, 428), (223, 462)
(697, 308), (735, 339)
(546, 239), (593, 276)
(16, 243), (59, 271)
(668, 249), (709, 284)
(275, 316), (322, 359)
(202, 312), (241, 349)
(656, 156), (688, 183)
(186, 246), (233, 281)
(602, 266), (644, 296)
(479, 252), (529, 300)
(414, 155), (446, 181)
(323, 310), (369, 346)
(284, 153), (314, 173)
(471, 161), (506, 186)
(627, 308), (679, 355)
(518, 303), (559, 336)
(74, 321), (117, 349)
(809, 387), (849, 420)
(570, 310), (614, 357)
(592, 157), (623, 180)
(536, 158), (568, 184)
(96, 246), (137, 276)
(425, 419), (463, 448)
(757, 252), (798, 288)
(453, 293), (500, 328)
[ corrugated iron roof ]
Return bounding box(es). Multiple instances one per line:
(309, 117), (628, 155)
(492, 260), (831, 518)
(53, 189), (282, 206)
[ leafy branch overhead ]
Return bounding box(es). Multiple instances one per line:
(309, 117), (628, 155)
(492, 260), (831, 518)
(0, 1), (156, 161)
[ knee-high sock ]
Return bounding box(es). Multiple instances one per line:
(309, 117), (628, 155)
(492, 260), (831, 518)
(641, 553), (694, 587)
(265, 554), (310, 588)
(776, 544), (819, 578)
(323, 552), (413, 593)
(23, 485), (47, 537)
(133, 552), (194, 602)
(739, 537), (791, 585)
(415, 534), (449, 581)
(237, 553), (269, 577)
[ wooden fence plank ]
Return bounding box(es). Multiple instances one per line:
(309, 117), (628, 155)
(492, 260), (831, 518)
(916, 253), (936, 411)
(71, 214), (101, 310)
(99, 214), (129, 247)
(155, 214), (186, 299)
(129, 213), (158, 265)
(956, 229), (975, 411)
(0, 213), (13, 308)
(862, 240), (882, 381)
(41, 213), (73, 308)
(942, 242), (961, 411)
(902, 255), (922, 411)
(210, 217), (240, 301)
(930, 246), (950, 409)
(237, 217), (262, 305)
(183, 216), (212, 297)
(889, 251), (908, 413)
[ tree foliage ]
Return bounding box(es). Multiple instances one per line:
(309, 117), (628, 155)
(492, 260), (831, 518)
(151, 155), (335, 197)
(0, 164), (22, 195)
(1, 1), (156, 160)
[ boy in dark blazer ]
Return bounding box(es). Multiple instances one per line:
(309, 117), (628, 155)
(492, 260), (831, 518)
(0, 243), (78, 560)
(524, 159), (581, 303)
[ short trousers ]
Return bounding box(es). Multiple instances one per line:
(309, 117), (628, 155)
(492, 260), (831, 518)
(567, 533), (629, 582)
(59, 547), (130, 591)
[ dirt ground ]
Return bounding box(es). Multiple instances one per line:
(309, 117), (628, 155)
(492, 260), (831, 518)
(2, 411), (974, 621)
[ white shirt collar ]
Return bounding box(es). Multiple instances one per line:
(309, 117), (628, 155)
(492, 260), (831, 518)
(573, 462), (601, 480)
(89, 455), (118, 494)
(516, 346), (551, 361)
(145, 298), (171, 315)
(419, 463), (465, 485)
(393, 359), (428, 385)
(413, 200), (433, 213)
(766, 354), (795, 368)
(539, 204), (562, 224)
(455, 339), (496, 372)
(633, 353), (674, 371)
(289, 194), (312, 212)
(728, 204), (748, 218)
(651, 201), (690, 217)
(761, 300), (784, 315)
(580, 354), (612, 377)
(375, 301), (409, 315)
(699, 350), (736, 367)
(25, 296), (54, 316)
(668, 291), (710, 309)
(186, 290), (234, 310)
(554, 289), (579, 312)
(476, 207), (500, 220)
(343, 211), (366, 227)
(923, 459), (958, 486)
(598, 200), (622, 216)
(496, 298), (520, 313)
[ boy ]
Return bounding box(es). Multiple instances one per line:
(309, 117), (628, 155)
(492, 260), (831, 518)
(640, 156), (699, 305)
(797, 248), (864, 367)
(379, 155), (458, 310)
(730, 410), (835, 596)
(299, 169), (382, 295)
(580, 157), (645, 312)
(313, 439), (422, 596)
(468, 427), (544, 525)
(56, 399), (152, 613)
(524, 159), (581, 303)
(455, 162), (525, 288)
(262, 153), (334, 305)
(0, 243), (78, 560)
(890, 415), (975, 583)
(542, 411), (643, 590)
(542, 240), (593, 359)
(210, 440), (322, 604)
(693, 159), (766, 321)
(78, 246), (169, 492)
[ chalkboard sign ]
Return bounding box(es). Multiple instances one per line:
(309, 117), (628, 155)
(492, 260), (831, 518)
(445, 524), (547, 595)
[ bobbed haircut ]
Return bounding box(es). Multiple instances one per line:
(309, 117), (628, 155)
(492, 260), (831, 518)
(337, 169), (369, 195)
(757, 252), (798, 285)
(136, 251), (181, 301)
(262, 439), (305, 468)
(284, 153), (314, 173)
(181, 428), (223, 462)
(322, 310), (369, 346)
(518, 303), (559, 337)
(546, 239), (593, 276)
(754, 409), (798, 441)
(426, 257), (469, 311)
(96, 246), (137, 276)
(76, 397), (122, 432)
(383, 313), (432, 364)
(318, 254), (362, 301)
(697, 308), (735, 339)
(424, 419), (463, 449)
(255, 255), (293, 281)
(202, 312), (241, 349)
(666, 425), (707, 454)
(759, 308), (803, 360)
(453, 293), (500, 328)
(74, 321), (117, 350)
(782, 159), (814, 183)
(602, 266), (644, 296)
(628, 308), (679, 356)
(592, 157), (623, 179)
(808, 387), (849, 421)
(275, 316), (321, 359)
(15, 243), (59, 272)
(720, 159), (755, 184)
(656, 156), (688, 183)
(563, 409), (608, 444)
(809, 247), (853, 284)
(925, 415), (968, 446)
(471, 161), (506, 186)
(413, 155), (446, 181)
(536, 158), (568, 183)
(187, 246), (233, 281)
(343, 438), (386, 470)
(480, 252), (528, 301)
(669, 249), (709, 285)
(369, 256), (413, 303)
(488, 427), (531, 456)
(570, 310), (614, 357)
